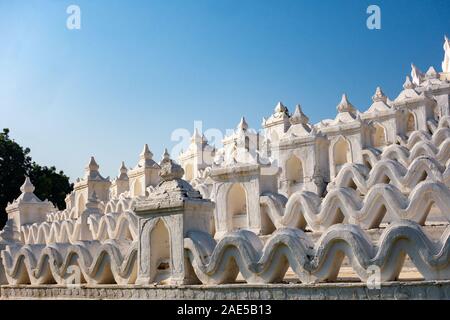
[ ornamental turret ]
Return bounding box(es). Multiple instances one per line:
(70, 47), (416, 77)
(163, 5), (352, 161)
(128, 144), (161, 197)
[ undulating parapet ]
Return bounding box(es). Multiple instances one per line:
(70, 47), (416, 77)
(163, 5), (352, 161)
(1, 36), (450, 291)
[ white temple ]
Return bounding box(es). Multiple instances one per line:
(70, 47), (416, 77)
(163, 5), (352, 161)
(1, 37), (450, 299)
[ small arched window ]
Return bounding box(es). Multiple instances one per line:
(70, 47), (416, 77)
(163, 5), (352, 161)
(227, 184), (247, 230)
(333, 137), (351, 175)
(372, 123), (387, 148)
(285, 155), (304, 184)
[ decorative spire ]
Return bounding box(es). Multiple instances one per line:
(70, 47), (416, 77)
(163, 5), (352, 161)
(290, 104), (309, 125)
(80, 156), (109, 182)
(134, 151), (205, 215)
(190, 128), (207, 145)
(403, 76), (415, 89)
(85, 156), (99, 173)
(337, 94), (356, 113)
(20, 176), (35, 194)
(425, 66), (438, 79)
(117, 161), (128, 180)
(140, 144), (153, 161)
(162, 148), (170, 161)
(372, 86), (387, 103)
(237, 117), (248, 131)
(442, 36), (450, 73)
(411, 63), (423, 85)
(120, 161), (127, 173)
(159, 149), (184, 181)
(191, 128), (202, 142)
(274, 101), (288, 114)
(6, 176), (52, 210)
(137, 144), (155, 167)
(88, 156), (99, 171)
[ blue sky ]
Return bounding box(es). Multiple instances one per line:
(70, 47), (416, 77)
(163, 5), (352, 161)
(0, 0), (449, 181)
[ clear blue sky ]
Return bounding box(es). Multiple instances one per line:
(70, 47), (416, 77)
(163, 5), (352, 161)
(1, 0), (449, 181)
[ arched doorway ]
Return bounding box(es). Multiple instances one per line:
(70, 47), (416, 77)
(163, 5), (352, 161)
(372, 123), (387, 148)
(150, 219), (171, 284)
(286, 155), (304, 184)
(227, 184), (247, 231)
(333, 137), (351, 176)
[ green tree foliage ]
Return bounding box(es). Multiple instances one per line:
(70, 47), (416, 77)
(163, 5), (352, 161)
(0, 129), (73, 228)
(0, 129), (32, 227)
(28, 164), (73, 212)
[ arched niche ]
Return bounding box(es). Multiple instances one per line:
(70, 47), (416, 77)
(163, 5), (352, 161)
(372, 123), (387, 148)
(133, 179), (143, 197)
(333, 136), (351, 175)
(136, 214), (185, 285)
(227, 183), (248, 231)
(406, 112), (417, 133)
(149, 219), (171, 284)
(285, 155), (304, 184)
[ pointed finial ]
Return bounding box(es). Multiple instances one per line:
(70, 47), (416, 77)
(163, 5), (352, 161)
(162, 148), (170, 161)
(192, 128), (201, 140)
(191, 128), (206, 144)
(403, 76), (415, 89)
(443, 35), (449, 48)
(274, 101), (288, 114)
(261, 117), (267, 126)
(290, 104), (309, 125)
(159, 148), (184, 181)
(443, 35), (450, 73)
(140, 144), (153, 160)
(372, 86), (387, 103)
(411, 63), (421, 72)
(237, 117), (248, 131)
(411, 63), (423, 85)
(337, 94), (356, 113)
(117, 161), (128, 180)
(86, 156), (99, 172)
(425, 66), (438, 79)
(20, 176), (35, 194)
(120, 161), (127, 174)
